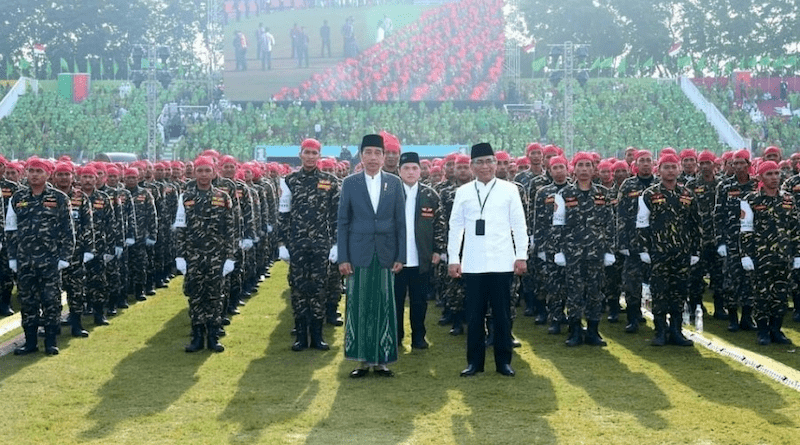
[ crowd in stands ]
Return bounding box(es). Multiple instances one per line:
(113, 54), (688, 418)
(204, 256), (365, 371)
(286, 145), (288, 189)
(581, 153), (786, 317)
(272, 0), (505, 101)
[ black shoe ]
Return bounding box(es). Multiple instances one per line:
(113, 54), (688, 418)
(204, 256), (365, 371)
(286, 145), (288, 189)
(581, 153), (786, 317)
(668, 312), (693, 346)
(770, 316), (793, 345)
(374, 368), (394, 377)
(146, 287), (157, 296)
(94, 306), (110, 326)
(185, 325), (205, 353)
(496, 364), (515, 377)
(14, 326), (39, 355)
(349, 368), (369, 378)
(438, 312), (452, 326)
(624, 320), (639, 334)
(792, 309), (800, 323)
(310, 319), (330, 351)
(135, 294), (147, 301)
(292, 318), (309, 351)
(117, 298), (130, 309)
(547, 321), (561, 335)
(533, 313), (547, 325)
(523, 307), (535, 317)
(44, 325), (59, 355)
(460, 364), (483, 377)
(607, 312), (619, 323)
(0, 303), (13, 317)
(411, 339), (429, 349)
(756, 319), (771, 346)
(227, 306), (240, 315)
(106, 306), (117, 316)
(651, 316), (668, 347)
(68, 313), (89, 338)
(584, 320), (607, 346)
(221, 317), (231, 326)
(511, 337), (522, 348)
(727, 307), (740, 332)
(739, 306), (756, 331)
(449, 324), (464, 336)
(565, 320), (583, 347)
(206, 323), (225, 352)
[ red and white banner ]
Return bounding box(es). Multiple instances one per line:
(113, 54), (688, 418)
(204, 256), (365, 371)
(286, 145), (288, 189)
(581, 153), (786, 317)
(668, 42), (681, 57)
(33, 44), (46, 55)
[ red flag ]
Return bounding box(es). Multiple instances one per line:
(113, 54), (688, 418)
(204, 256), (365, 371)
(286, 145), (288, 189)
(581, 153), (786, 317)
(668, 42), (682, 57)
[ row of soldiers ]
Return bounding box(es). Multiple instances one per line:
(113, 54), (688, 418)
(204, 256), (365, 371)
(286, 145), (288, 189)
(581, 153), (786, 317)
(1, 153), (282, 355)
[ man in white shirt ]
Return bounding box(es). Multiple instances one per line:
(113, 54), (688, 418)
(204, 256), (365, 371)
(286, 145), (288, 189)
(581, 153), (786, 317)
(448, 143), (528, 377)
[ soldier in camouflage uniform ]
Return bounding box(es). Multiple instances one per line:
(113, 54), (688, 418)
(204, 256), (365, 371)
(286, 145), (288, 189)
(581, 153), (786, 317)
(740, 161), (798, 345)
(319, 158), (345, 326)
(0, 158), (24, 317)
(278, 139), (339, 351)
(124, 167), (158, 302)
(53, 162), (96, 336)
(636, 154), (700, 347)
(553, 153), (615, 347)
(103, 166), (137, 311)
(780, 155), (800, 323)
(175, 156), (236, 353)
(685, 151), (725, 318)
(616, 150), (657, 333)
(6, 159), (76, 355)
(532, 156), (571, 334)
(715, 149), (759, 332)
(602, 160), (630, 323)
(219, 156), (256, 314)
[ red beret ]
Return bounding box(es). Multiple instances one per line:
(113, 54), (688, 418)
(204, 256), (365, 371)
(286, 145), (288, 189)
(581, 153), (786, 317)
(58, 155), (72, 163)
(612, 160), (629, 171)
(658, 154), (680, 166)
(495, 151), (511, 161)
(763, 146), (781, 156)
(542, 145), (559, 156)
(301, 138), (321, 150)
(679, 149), (697, 160)
(660, 147), (677, 157)
(219, 155), (237, 166)
(7, 161), (24, 173)
(26, 157), (52, 173)
(420, 159), (432, 166)
(123, 167), (139, 177)
(571, 152), (594, 166)
(757, 160), (779, 175)
(54, 162), (74, 174)
(597, 160), (613, 171)
(76, 166), (97, 177)
(548, 156), (568, 167)
(697, 150), (716, 163)
(201, 149), (221, 158)
(0, 155), (7, 165)
(444, 153), (457, 162)
(380, 131), (401, 153)
(526, 143), (543, 154)
(454, 154), (471, 165)
(734, 149), (751, 161)
(194, 156), (216, 168)
(106, 166), (121, 176)
(634, 150), (653, 161)
(429, 166), (442, 174)
(516, 157), (530, 166)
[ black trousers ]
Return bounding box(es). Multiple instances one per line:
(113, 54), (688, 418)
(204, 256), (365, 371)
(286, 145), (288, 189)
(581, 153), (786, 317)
(394, 266), (428, 342)
(464, 272), (513, 371)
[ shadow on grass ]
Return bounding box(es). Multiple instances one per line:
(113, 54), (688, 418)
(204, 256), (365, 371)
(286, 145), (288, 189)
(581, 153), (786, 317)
(533, 324), (670, 431)
(0, 320), (86, 383)
(80, 309), (208, 440)
(605, 322), (797, 427)
(302, 310), (558, 444)
(219, 289), (336, 443)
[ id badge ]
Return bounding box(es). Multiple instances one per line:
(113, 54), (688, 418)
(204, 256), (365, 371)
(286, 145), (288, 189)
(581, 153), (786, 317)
(475, 219), (485, 236)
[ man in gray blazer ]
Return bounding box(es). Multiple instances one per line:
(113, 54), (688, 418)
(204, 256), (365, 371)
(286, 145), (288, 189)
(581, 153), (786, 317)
(337, 134), (406, 378)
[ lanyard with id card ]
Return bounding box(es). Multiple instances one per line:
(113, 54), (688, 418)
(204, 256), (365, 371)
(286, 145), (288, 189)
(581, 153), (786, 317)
(474, 180), (496, 236)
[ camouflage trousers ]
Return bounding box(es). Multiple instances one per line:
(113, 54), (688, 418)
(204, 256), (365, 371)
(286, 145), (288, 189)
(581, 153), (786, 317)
(62, 261), (86, 314)
(444, 275), (466, 313)
(690, 243), (723, 300)
(603, 253), (624, 304)
(18, 261), (62, 329)
(541, 258), (566, 323)
(721, 251), (754, 309)
(485, 274), (520, 320)
(127, 244), (147, 291)
(287, 246), (328, 320)
(84, 257), (109, 307)
(0, 247), (15, 302)
(622, 254), (649, 317)
(751, 257), (792, 321)
(522, 256), (540, 307)
(228, 249), (245, 302)
(564, 259), (604, 322)
(650, 253), (690, 316)
(183, 261), (225, 325)
(327, 260), (343, 307)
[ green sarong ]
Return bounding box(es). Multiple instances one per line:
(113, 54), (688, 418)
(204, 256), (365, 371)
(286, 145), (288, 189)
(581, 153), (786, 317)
(344, 254), (398, 365)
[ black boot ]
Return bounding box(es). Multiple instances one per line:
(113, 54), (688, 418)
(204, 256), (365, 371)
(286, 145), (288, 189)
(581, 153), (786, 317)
(584, 320), (607, 346)
(206, 322), (225, 352)
(624, 305), (640, 333)
(44, 325), (59, 355)
(449, 311), (464, 336)
(68, 312), (89, 338)
(0, 292), (13, 316)
(651, 314), (667, 346)
(565, 320), (583, 347)
(770, 316), (793, 345)
(793, 297), (800, 322)
(510, 320), (521, 348)
(484, 317), (494, 347)
(739, 306), (756, 331)
(756, 318), (770, 346)
(326, 302), (343, 326)
(310, 318), (330, 350)
(713, 296), (728, 320)
(607, 297), (620, 323)
(134, 284), (147, 301)
(668, 312), (693, 346)
(533, 299), (547, 325)
(93, 304), (109, 326)
(116, 291), (130, 309)
(727, 307), (740, 332)
(547, 320), (561, 335)
(438, 309), (452, 326)
(292, 318), (309, 351)
(185, 325), (205, 352)
(14, 325), (39, 355)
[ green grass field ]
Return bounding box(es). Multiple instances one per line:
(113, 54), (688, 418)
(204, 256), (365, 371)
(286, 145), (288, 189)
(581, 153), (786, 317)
(220, 4), (432, 101)
(1, 262), (799, 444)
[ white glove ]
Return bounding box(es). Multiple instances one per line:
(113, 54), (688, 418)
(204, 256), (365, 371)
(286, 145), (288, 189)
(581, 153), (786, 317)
(240, 239), (254, 250)
(529, 235), (535, 247)
(103, 254), (115, 264)
(619, 249), (630, 256)
(717, 244), (727, 257)
(145, 238), (157, 247)
(554, 252), (566, 267)
(125, 238), (135, 246)
(83, 252), (95, 263)
(440, 253), (447, 263)
(8, 259), (17, 273)
(604, 253), (616, 267)
(328, 245), (338, 263)
(690, 255), (699, 266)
(278, 246), (290, 262)
(741, 256), (754, 271)
(57, 260), (70, 271)
(115, 246), (124, 258)
(175, 257), (187, 275)
(222, 259), (235, 277)
(794, 257), (800, 270)
(267, 224), (274, 233)
(537, 251), (546, 261)
(639, 252), (651, 264)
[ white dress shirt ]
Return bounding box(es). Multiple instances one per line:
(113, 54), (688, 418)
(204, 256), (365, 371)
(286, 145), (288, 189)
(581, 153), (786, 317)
(447, 178), (528, 273)
(364, 171), (381, 213)
(403, 182), (419, 267)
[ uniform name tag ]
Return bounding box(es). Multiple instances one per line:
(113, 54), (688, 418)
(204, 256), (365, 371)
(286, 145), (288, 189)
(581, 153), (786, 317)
(740, 201), (754, 232)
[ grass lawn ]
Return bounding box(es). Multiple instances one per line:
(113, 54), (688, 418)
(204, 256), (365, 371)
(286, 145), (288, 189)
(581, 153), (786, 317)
(0, 261), (799, 444)
(220, 4), (432, 101)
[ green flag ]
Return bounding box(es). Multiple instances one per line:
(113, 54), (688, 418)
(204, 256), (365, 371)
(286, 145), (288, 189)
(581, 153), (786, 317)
(590, 57), (603, 71)
(73, 58), (79, 73)
(100, 58), (104, 78)
(86, 59), (91, 75)
(45, 60), (52, 79)
(113, 59), (119, 78)
(531, 56), (546, 72)
(724, 61), (735, 75)
(617, 57), (627, 75)
(677, 56), (691, 69)
(5, 60), (12, 79)
(694, 57), (706, 72)
(758, 55), (771, 68)
(60, 57), (69, 72)
(600, 57), (614, 69)
(19, 58), (30, 75)
(641, 56), (654, 70)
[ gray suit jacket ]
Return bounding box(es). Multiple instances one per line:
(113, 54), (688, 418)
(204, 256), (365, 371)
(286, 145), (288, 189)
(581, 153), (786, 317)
(337, 171), (406, 269)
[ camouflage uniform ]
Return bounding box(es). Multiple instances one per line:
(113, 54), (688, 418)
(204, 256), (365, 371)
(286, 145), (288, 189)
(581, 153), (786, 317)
(278, 167), (339, 343)
(616, 175), (656, 331)
(780, 173), (800, 321)
(142, 180), (163, 293)
(532, 180), (569, 330)
(101, 184), (137, 306)
(126, 184), (158, 299)
(84, 188), (116, 316)
(684, 175), (724, 311)
(524, 172), (554, 316)
(5, 187), (75, 345)
(439, 181), (466, 332)
(603, 182), (624, 322)
(0, 179), (23, 315)
(740, 189), (799, 343)
(62, 187), (95, 316)
(715, 177), (758, 329)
